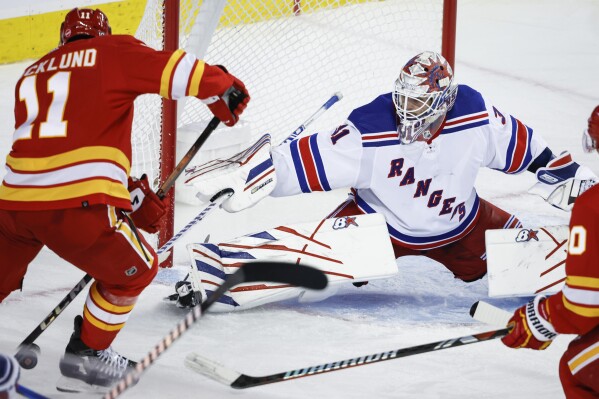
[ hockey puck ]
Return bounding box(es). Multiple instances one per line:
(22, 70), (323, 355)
(15, 344), (41, 370)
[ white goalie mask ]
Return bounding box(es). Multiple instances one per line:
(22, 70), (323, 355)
(393, 51), (458, 144)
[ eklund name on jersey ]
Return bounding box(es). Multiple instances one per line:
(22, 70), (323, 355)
(24, 48), (97, 76)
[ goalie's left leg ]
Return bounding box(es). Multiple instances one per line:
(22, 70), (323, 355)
(421, 198), (522, 282)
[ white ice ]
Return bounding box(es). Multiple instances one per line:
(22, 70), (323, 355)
(1, 1), (599, 398)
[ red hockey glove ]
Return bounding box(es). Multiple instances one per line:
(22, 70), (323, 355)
(128, 174), (166, 234)
(584, 105), (599, 152)
(198, 64), (249, 127)
(501, 296), (558, 350)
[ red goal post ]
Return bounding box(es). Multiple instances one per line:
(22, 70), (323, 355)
(133, 0), (457, 266)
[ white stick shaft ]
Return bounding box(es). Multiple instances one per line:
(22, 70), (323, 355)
(280, 92), (343, 145)
(470, 301), (512, 327)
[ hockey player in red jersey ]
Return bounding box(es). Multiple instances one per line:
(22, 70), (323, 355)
(502, 106), (599, 398)
(0, 8), (249, 392)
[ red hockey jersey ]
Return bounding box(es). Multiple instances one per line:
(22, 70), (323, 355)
(547, 184), (599, 335)
(0, 35), (207, 211)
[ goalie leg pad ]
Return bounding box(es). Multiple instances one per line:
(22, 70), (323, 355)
(183, 213), (398, 312)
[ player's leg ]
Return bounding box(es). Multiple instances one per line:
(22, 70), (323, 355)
(424, 198), (521, 282)
(559, 327), (599, 398)
(0, 210), (44, 302)
(40, 205), (158, 349)
(38, 205), (157, 389)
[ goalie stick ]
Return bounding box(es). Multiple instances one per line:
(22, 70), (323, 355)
(13, 91), (247, 370)
(280, 92), (343, 145)
(184, 327), (510, 389)
(104, 262), (328, 399)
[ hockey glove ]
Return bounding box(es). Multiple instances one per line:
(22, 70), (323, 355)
(0, 353), (20, 398)
(199, 64), (249, 127)
(501, 296), (557, 350)
(528, 151), (597, 211)
(128, 174), (166, 234)
(164, 281), (200, 309)
(583, 105), (599, 152)
(185, 134), (277, 212)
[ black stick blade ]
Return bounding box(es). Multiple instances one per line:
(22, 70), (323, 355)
(242, 262), (328, 290)
(469, 301), (479, 318)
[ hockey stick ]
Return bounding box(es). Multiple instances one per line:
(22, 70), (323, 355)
(16, 384), (51, 399)
(280, 92), (343, 145)
(104, 262), (327, 399)
(14, 190), (232, 370)
(13, 91), (246, 369)
(469, 301), (512, 327)
(156, 88), (247, 198)
(185, 327), (509, 389)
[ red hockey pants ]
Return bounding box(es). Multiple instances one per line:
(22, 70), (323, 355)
(0, 205), (158, 349)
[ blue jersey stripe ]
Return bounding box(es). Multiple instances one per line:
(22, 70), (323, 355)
(363, 140), (400, 147)
(501, 116), (518, 172)
(290, 140), (310, 193)
(309, 134), (331, 191)
(441, 119), (489, 134)
(355, 192), (480, 245)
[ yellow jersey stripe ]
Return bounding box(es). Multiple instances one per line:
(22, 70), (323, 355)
(115, 219), (155, 268)
(567, 275), (599, 289)
(83, 307), (125, 332)
(0, 179), (130, 202)
(188, 60), (205, 97)
(90, 283), (135, 314)
(6, 146), (130, 173)
(160, 49), (185, 99)
(562, 295), (599, 318)
(568, 342), (599, 374)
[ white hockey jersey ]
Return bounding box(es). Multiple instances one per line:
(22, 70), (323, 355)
(271, 85), (549, 250)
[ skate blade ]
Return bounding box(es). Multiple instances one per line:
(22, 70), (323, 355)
(56, 375), (111, 393)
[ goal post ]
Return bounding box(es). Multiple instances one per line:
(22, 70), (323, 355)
(133, 0), (457, 266)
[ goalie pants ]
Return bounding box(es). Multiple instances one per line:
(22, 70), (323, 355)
(559, 326), (599, 399)
(0, 205), (158, 349)
(329, 197), (521, 282)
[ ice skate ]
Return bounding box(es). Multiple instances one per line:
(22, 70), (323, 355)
(56, 316), (136, 393)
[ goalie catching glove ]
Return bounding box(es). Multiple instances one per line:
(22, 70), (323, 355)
(184, 134), (277, 212)
(501, 296), (558, 350)
(528, 151), (597, 211)
(128, 174), (166, 233)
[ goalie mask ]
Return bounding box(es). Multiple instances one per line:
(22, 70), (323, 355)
(583, 105), (599, 153)
(60, 8), (112, 46)
(393, 51), (458, 144)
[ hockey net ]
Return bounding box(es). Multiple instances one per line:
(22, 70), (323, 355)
(132, 0), (455, 253)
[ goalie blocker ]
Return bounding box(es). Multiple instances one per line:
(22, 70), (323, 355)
(168, 213), (398, 311)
